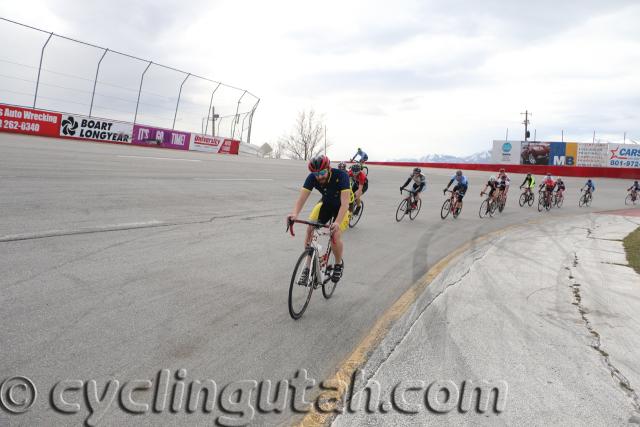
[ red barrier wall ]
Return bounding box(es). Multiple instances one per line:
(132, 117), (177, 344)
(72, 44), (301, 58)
(365, 162), (640, 180)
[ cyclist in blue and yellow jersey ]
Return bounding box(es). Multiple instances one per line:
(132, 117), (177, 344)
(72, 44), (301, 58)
(350, 147), (368, 164)
(287, 155), (350, 283)
(443, 170), (469, 210)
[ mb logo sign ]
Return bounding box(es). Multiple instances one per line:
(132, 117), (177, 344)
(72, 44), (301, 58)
(553, 155), (574, 166)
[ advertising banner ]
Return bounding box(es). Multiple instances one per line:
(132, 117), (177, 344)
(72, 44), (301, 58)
(189, 134), (240, 155)
(548, 142), (576, 166)
(132, 125), (190, 150)
(491, 140), (521, 165)
(576, 143), (608, 167)
(606, 144), (640, 168)
(520, 142), (550, 165)
(0, 103), (61, 137)
(59, 114), (132, 143)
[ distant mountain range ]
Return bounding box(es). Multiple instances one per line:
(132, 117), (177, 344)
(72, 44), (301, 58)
(390, 150), (491, 163)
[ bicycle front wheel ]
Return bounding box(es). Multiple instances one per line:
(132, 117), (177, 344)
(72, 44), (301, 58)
(349, 201), (364, 228)
(440, 199), (451, 219)
(409, 199), (421, 220)
(556, 195), (564, 208)
(586, 194), (592, 207)
(362, 165), (369, 176)
(288, 248), (315, 319)
(519, 193), (526, 207)
(579, 194), (586, 207)
(322, 247), (337, 299)
(396, 199), (408, 222)
(625, 194), (637, 206)
(538, 195), (544, 212)
(479, 199), (489, 218)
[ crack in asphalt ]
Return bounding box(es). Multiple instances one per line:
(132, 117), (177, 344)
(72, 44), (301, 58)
(567, 249), (640, 417)
(0, 212), (273, 243)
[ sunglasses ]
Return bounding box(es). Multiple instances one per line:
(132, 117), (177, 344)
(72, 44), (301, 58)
(314, 169), (329, 177)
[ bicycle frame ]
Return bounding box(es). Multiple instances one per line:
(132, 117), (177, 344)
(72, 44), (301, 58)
(287, 219), (334, 286)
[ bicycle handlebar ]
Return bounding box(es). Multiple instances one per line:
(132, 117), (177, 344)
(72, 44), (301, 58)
(286, 218), (331, 237)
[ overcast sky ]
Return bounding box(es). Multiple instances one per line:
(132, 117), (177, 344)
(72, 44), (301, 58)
(1, 0), (639, 160)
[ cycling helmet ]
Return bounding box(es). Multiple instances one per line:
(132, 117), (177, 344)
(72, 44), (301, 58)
(455, 170), (462, 176)
(526, 173), (532, 177)
(635, 180), (639, 184)
(308, 155), (330, 173)
(351, 164), (361, 174)
(499, 168), (505, 173)
(489, 176), (496, 183)
(338, 162), (347, 171)
(357, 147), (362, 151)
(413, 167), (421, 174)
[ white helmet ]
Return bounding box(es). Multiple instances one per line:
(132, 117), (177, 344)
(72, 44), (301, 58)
(489, 176), (496, 183)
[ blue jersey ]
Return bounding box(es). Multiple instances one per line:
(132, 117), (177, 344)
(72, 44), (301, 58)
(451, 175), (469, 187)
(355, 149), (368, 161)
(585, 181), (595, 190)
(303, 168), (350, 208)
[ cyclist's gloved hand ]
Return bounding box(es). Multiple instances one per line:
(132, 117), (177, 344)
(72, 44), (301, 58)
(443, 188), (447, 195)
(400, 187), (403, 194)
(286, 213), (297, 224)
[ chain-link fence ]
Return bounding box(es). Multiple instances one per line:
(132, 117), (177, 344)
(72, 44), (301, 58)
(0, 17), (259, 142)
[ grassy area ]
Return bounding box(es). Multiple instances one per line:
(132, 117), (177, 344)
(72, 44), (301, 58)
(623, 227), (640, 275)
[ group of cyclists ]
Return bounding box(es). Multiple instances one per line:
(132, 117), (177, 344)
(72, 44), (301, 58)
(287, 147), (640, 286)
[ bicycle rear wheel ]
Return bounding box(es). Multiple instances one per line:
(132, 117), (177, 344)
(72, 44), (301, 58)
(322, 248), (337, 299)
(440, 199), (451, 219)
(349, 201), (364, 228)
(288, 249), (315, 319)
(528, 192), (535, 206)
(396, 199), (408, 222)
(409, 199), (421, 220)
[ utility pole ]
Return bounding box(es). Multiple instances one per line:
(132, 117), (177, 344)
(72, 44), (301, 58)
(520, 110), (532, 141)
(324, 125), (327, 155)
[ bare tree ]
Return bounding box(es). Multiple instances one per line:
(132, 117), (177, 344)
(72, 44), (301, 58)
(274, 141), (285, 159)
(280, 109), (329, 160)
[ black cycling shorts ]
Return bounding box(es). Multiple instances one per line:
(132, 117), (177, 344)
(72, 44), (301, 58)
(453, 184), (467, 200)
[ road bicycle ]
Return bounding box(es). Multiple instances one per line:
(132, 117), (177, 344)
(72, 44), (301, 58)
(441, 189), (462, 219)
(519, 187), (535, 207)
(538, 190), (552, 212)
(286, 219), (339, 319)
(625, 190), (638, 206)
(578, 189), (593, 207)
(396, 189), (422, 222)
(496, 190), (507, 213)
(479, 192), (497, 218)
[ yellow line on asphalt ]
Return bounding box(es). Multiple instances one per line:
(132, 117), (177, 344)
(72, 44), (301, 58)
(297, 225), (515, 427)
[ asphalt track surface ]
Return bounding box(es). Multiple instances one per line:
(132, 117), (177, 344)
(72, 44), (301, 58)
(0, 133), (634, 425)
